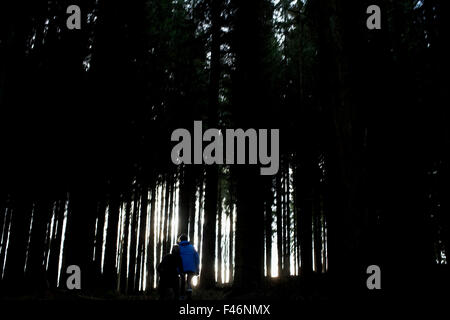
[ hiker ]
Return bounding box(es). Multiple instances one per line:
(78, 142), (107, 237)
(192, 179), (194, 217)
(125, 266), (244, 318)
(177, 234), (200, 300)
(157, 245), (183, 300)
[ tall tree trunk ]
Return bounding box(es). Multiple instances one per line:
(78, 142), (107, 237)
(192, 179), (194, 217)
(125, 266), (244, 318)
(313, 194), (322, 273)
(313, 0), (366, 294)
(167, 178), (175, 252)
(275, 173), (283, 277)
(156, 180), (167, 263)
(283, 163), (291, 276)
(200, 0), (221, 290)
(197, 172), (204, 258)
(2, 198), (32, 293)
(297, 160), (313, 278)
(264, 180), (273, 278)
(233, 167), (265, 290)
(128, 190), (139, 293)
(200, 166), (218, 289)
(119, 198), (132, 294)
(217, 192), (223, 285)
(179, 167), (195, 236)
(0, 207), (12, 286)
(188, 175), (196, 243)
(25, 199), (51, 294)
(103, 190), (121, 293)
(136, 184), (148, 292)
(94, 198), (106, 284)
(228, 203), (234, 284)
(162, 177), (171, 255)
(292, 165), (299, 275)
(62, 190), (97, 292)
(146, 185), (156, 291)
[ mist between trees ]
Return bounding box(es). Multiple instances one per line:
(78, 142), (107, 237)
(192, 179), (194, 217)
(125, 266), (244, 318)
(0, 0), (449, 298)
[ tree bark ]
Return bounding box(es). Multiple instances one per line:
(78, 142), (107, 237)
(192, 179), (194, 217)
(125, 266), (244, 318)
(217, 189), (223, 285)
(275, 173), (283, 277)
(103, 190), (121, 293)
(119, 198), (132, 294)
(146, 184), (156, 291)
(264, 180), (273, 278)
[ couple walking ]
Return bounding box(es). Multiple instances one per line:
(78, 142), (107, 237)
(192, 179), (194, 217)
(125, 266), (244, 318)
(157, 234), (199, 300)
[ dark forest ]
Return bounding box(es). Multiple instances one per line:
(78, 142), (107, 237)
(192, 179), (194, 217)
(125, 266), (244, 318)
(0, 0), (449, 305)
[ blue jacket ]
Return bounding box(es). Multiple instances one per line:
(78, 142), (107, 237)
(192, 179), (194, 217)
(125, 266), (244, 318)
(178, 241), (199, 273)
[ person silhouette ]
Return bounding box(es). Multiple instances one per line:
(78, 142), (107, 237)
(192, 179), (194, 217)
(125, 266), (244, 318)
(177, 234), (199, 300)
(157, 245), (183, 300)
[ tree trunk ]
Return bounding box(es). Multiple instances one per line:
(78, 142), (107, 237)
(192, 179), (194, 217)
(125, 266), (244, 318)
(1, 199), (32, 293)
(217, 191), (223, 285)
(0, 207), (12, 286)
(135, 184), (148, 292)
(128, 190), (139, 293)
(313, 194), (322, 273)
(200, 167), (218, 289)
(179, 167), (195, 236)
(162, 177), (171, 256)
(167, 177), (175, 252)
(62, 190), (97, 292)
(228, 203), (234, 284)
(25, 199), (51, 294)
(264, 180), (273, 278)
(94, 198), (106, 284)
(275, 173), (283, 277)
(283, 163), (291, 276)
(119, 198), (132, 294)
(103, 191), (121, 292)
(197, 172), (204, 258)
(233, 167), (265, 290)
(200, 0), (221, 290)
(146, 185), (156, 291)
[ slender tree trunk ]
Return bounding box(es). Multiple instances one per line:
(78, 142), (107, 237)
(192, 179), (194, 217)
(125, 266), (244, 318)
(25, 199), (51, 293)
(162, 177), (171, 255)
(157, 180), (165, 264)
(188, 175), (197, 243)
(136, 184), (148, 292)
(2, 199), (32, 293)
(0, 207), (12, 286)
(167, 178), (175, 251)
(0, 205), (5, 248)
(200, 0), (221, 290)
(313, 194), (322, 273)
(103, 190), (121, 292)
(284, 163), (291, 276)
(322, 213), (327, 273)
(94, 199), (106, 283)
(128, 190), (139, 293)
(297, 163), (313, 278)
(265, 180), (273, 278)
(179, 167), (196, 237)
(119, 198), (132, 294)
(228, 203), (234, 284)
(200, 166), (218, 289)
(275, 173), (283, 277)
(62, 190), (98, 292)
(197, 172), (204, 258)
(217, 192), (223, 285)
(292, 166), (299, 275)
(146, 185), (156, 291)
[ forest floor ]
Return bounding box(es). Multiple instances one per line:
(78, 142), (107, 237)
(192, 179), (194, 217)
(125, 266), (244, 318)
(0, 275), (333, 301)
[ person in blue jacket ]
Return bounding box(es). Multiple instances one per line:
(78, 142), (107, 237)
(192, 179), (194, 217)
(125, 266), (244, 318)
(177, 234), (199, 299)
